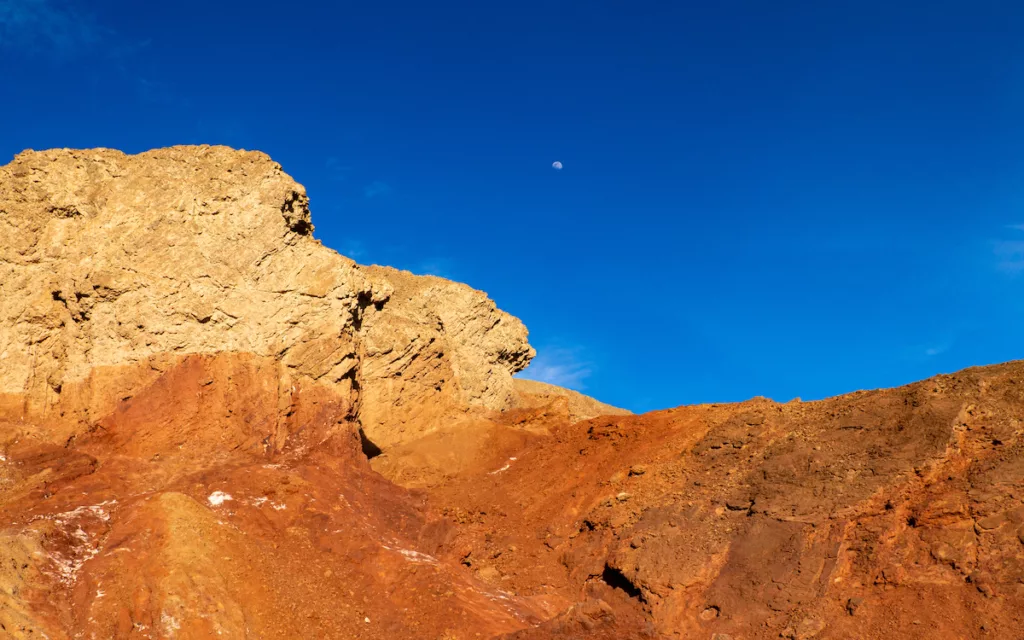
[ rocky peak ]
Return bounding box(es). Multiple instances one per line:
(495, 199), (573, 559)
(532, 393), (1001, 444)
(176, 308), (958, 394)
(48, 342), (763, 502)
(0, 145), (533, 448)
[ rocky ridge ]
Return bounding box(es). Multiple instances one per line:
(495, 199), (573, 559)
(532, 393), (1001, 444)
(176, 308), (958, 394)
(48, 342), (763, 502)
(0, 146), (533, 451)
(0, 147), (1021, 640)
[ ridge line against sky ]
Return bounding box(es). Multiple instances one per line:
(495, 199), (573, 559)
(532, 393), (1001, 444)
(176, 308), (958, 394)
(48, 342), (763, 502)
(2, 0), (1023, 411)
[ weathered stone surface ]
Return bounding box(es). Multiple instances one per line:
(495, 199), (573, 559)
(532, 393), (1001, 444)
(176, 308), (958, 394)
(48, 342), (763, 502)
(357, 265), (534, 448)
(512, 378), (631, 424)
(6, 144), (1024, 640)
(426, 361), (1024, 639)
(0, 146), (532, 448)
(0, 353), (552, 639)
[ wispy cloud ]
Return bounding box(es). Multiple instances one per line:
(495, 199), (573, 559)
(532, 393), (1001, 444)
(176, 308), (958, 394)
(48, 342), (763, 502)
(407, 258), (456, 279)
(994, 240), (1024, 274)
(135, 74), (192, 109)
(363, 180), (393, 199)
(325, 157), (350, 184)
(0, 0), (104, 56)
(338, 240), (367, 262)
(1007, 223), (1024, 232)
(901, 335), (954, 362)
(517, 346), (592, 390)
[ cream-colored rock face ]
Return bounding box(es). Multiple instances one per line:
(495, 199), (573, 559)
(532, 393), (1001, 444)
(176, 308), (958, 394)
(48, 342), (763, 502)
(358, 265), (535, 447)
(0, 146), (532, 447)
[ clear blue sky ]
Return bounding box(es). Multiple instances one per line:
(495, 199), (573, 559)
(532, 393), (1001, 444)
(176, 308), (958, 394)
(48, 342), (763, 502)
(3, 1), (1023, 412)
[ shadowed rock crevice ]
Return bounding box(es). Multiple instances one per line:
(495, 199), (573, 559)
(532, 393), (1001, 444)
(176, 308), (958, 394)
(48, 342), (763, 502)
(280, 189), (313, 235)
(359, 427), (383, 459)
(601, 564), (644, 602)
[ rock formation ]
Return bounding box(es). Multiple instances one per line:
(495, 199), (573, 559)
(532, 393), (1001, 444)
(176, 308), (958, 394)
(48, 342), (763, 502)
(0, 146), (533, 451)
(431, 364), (1024, 639)
(357, 265), (534, 448)
(512, 378), (631, 423)
(1, 146), (1022, 639)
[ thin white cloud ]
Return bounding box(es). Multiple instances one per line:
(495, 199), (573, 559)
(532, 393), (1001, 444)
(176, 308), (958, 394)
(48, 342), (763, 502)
(339, 240), (367, 262)
(363, 180), (392, 199)
(135, 75), (191, 108)
(994, 240), (1024, 274)
(517, 347), (592, 391)
(325, 157), (350, 183)
(1008, 223), (1024, 232)
(0, 0), (104, 56)
(901, 335), (954, 362)
(408, 258), (455, 279)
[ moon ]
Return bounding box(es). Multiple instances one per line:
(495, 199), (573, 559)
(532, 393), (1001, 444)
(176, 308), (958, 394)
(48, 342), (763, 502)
(552, 161), (563, 170)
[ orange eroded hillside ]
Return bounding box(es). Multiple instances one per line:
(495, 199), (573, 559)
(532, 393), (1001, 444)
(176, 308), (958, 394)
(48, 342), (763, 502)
(1, 147), (1022, 639)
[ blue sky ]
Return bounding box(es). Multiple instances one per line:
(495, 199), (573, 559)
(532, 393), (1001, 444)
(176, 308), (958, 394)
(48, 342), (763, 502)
(2, 0), (1023, 412)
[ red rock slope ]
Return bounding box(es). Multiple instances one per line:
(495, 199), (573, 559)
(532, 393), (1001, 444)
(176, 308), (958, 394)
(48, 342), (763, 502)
(1, 147), (1022, 639)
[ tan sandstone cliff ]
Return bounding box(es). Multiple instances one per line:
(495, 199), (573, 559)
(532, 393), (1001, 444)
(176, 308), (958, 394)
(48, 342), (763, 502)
(0, 145), (534, 450)
(2, 146), (1023, 640)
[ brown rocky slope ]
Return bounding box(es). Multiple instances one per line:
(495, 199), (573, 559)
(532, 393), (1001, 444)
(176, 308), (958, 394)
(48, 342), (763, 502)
(1, 147), (1022, 639)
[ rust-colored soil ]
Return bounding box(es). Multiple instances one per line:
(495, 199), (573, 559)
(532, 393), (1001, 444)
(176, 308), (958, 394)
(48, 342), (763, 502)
(3, 355), (1024, 638)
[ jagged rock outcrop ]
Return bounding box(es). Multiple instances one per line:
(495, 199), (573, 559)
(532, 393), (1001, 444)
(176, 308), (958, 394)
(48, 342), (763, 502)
(427, 361), (1024, 639)
(358, 265), (534, 448)
(0, 146), (532, 449)
(6, 144), (1020, 640)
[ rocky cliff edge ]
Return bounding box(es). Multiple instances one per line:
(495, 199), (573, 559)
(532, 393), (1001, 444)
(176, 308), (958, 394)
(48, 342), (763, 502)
(0, 145), (535, 450)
